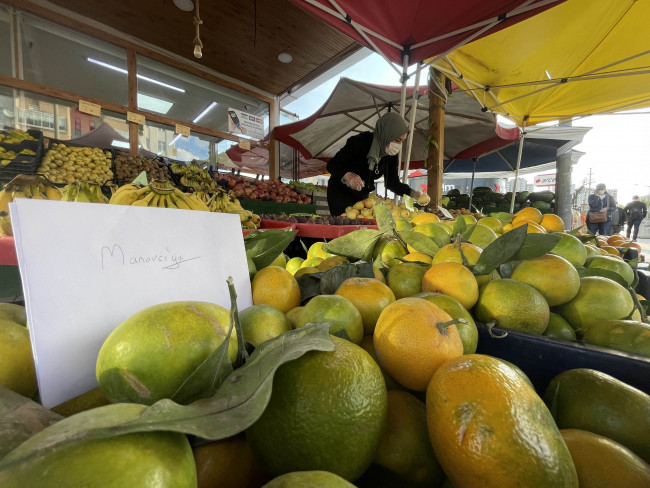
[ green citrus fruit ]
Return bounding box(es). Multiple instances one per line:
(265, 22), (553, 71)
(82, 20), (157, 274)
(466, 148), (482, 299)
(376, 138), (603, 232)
(555, 277), (634, 336)
(268, 253), (287, 268)
(285, 257), (304, 275)
(543, 313), (577, 341)
(585, 255), (635, 286)
(550, 233), (588, 267)
(239, 305), (292, 348)
(307, 241), (332, 260)
(386, 262), (429, 299)
(335, 277), (396, 335)
(412, 223), (452, 247)
(285, 306), (304, 329)
(262, 471), (355, 487)
(0, 319), (36, 397)
(96, 301), (237, 404)
(478, 216), (504, 234)
(510, 254), (580, 306)
(374, 390), (445, 486)
(302, 257), (324, 268)
(296, 295), (364, 344)
(432, 243), (482, 266)
(318, 256), (349, 271)
(246, 336), (387, 481)
(474, 279), (550, 334)
(415, 292), (479, 354)
(373, 238), (407, 268)
(468, 224), (498, 249)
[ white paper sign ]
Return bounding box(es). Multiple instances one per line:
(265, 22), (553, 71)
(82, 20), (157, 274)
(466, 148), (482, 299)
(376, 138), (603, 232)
(227, 107), (265, 140)
(10, 200), (252, 408)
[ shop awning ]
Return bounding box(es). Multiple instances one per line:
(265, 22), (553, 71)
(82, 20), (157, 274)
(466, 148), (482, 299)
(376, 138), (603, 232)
(291, 0), (565, 65)
(225, 145), (327, 179)
(434, 0), (650, 126)
(274, 77), (520, 169)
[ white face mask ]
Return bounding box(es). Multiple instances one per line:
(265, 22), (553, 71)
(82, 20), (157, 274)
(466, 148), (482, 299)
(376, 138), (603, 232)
(597, 190), (605, 195)
(385, 141), (402, 156)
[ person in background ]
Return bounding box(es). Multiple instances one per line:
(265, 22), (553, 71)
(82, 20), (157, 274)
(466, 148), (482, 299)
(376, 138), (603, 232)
(587, 183), (617, 236)
(326, 112), (430, 217)
(624, 195), (647, 241)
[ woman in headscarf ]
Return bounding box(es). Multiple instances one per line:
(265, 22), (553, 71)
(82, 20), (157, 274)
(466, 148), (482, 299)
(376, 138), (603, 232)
(326, 112), (430, 216)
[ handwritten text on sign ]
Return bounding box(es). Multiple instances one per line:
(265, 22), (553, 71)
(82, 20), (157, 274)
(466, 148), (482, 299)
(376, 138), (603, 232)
(10, 200), (251, 408)
(79, 100), (101, 116)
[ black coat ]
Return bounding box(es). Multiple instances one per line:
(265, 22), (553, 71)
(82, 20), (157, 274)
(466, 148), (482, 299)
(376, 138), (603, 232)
(326, 132), (412, 216)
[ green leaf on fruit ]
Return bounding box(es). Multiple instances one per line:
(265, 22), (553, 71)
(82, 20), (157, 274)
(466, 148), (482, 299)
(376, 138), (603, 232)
(398, 231), (438, 257)
(244, 229), (297, 269)
(577, 267), (629, 288)
(374, 202), (396, 234)
(0, 324), (335, 472)
(512, 233), (561, 261)
(296, 272), (324, 304)
(451, 216), (467, 237)
(462, 222), (477, 241)
(320, 262), (375, 295)
(323, 229), (383, 261)
(472, 225), (527, 275)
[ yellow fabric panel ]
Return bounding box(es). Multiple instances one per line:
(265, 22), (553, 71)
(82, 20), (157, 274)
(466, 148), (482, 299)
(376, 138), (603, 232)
(433, 0), (650, 126)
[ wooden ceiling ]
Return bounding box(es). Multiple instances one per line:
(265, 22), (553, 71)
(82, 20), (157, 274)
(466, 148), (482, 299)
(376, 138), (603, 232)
(44, 0), (361, 96)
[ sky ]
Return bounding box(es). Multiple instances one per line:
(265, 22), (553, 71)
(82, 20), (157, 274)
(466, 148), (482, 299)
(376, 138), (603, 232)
(285, 52), (650, 204)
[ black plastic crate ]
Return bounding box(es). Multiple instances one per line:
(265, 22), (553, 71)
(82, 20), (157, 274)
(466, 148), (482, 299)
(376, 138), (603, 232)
(0, 129), (44, 179)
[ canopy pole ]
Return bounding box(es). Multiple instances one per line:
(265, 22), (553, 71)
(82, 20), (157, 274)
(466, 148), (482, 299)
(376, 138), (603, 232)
(427, 69), (445, 209)
(397, 52), (409, 177)
(401, 62), (422, 185)
(509, 117), (528, 213)
(468, 157), (477, 210)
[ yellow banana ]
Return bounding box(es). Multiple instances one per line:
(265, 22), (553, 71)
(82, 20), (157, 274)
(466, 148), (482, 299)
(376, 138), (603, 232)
(11, 190), (27, 201)
(131, 191), (156, 207)
(156, 193), (167, 208)
(0, 190), (12, 212)
(164, 194), (177, 209)
(21, 185), (32, 198)
(185, 193), (210, 211)
(170, 192), (191, 210)
(109, 185), (148, 205)
(44, 185), (62, 201)
(75, 185), (91, 203)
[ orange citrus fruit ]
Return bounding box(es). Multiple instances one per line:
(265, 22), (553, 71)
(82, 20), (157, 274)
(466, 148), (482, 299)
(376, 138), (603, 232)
(510, 254), (580, 306)
(317, 256), (349, 271)
(402, 252), (433, 264)
(512, 219), (547, 233)
(584, 255), (634, 285)
(601, 245), (621, 257)
(411, 213), (440, 225)
(474, 279), (550, 334)
(411, 223), (451, 247)
(296, 295), (364, 344)
(252, 266), (301, 313)
(335, 277), (396, 335)
(513, 207), (543, 225)
(421, 262), (479, 310)
(607, 235), (627, 247)
(246, 336), (387, 481)
(294, 267), (319, 277)
(386, 262), (430, 299)
(374, 298), (463, 391)
(432, 243), (482, 266)
(540, 213), (565, 232)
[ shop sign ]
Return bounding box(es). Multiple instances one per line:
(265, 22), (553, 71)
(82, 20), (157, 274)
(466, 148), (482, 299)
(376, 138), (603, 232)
(79, 99), (101, 117)
(238, 139), (251, 150)
(9, 199), (252, 408)
(127, 111), (146, 125)
(175, 123), (191, 137)
(534, 173), (556, 187)
(228, 107), (265, 140)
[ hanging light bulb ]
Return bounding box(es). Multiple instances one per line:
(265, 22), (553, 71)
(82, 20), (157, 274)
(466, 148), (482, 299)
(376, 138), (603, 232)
(193, 0), (203, 59)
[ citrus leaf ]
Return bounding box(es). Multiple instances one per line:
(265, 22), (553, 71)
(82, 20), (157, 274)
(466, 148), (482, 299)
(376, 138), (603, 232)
(374, 202), (396, 234)
(320, 262), (375, 295)
(577, 267), (629, 288)
(322, 229), (383, 261)
(0, 387), (63, 459)
(472, 225), (527, 275)
(489, 212), (514, 226)
(499, 261), (518, 279)
(295, 272), (324, 304)
(0, 324), (335, 472)
(512, 233), (562, 261)
(244, 229), (298, 269)
(451, 216), (467, 237)
(398, 231), (439, 257)
(462, 222), (477, 241)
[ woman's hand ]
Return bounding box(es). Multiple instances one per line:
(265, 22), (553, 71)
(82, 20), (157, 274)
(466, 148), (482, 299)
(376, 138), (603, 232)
(411, 189), (431, 206)
(343, 172), (364, 191)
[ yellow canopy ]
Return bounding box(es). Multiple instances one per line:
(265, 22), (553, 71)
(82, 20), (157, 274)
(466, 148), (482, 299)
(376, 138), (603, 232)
(433, 0), (650, 126)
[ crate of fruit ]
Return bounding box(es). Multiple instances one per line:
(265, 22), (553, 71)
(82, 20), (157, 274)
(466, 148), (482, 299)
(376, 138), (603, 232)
(0, 129), (44, 179)
(36, 138), (115, 185)
(114, 152), (175, 186)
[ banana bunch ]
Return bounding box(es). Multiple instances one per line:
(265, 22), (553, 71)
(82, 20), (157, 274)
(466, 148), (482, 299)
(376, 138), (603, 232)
(0, 175), (63, 235)
(109, 180), (209, 211)
(207, 189), (260, 229)
(170, 161), (217, 192)
(60, 181), (109, 203)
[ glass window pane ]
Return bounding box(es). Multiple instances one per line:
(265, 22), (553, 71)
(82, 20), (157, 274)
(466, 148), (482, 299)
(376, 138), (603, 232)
(136, 56), (269, 138)
(0, 6), (12, 76)
(139, 119), (214, 162)
(19, 13), (128, 106)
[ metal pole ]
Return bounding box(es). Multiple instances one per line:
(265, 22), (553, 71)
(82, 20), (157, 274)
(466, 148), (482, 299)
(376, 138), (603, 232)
(509, 118), (528, 213)
(397, 53), (409, 171)
(401, 62), (422, 185)
(469, 157), (477, 210)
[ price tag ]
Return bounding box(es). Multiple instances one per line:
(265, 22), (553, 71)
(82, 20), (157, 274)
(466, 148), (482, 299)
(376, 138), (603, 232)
(175, 124), (191, 137)
(438, 205), (454, 220)
(238, 139), (251, 150)
(403, 195), (415, 211)
(127, 111), (146, 125)
(79, 100), (101, 117)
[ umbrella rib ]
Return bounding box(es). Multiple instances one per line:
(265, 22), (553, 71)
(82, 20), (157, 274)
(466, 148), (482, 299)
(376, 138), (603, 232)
(344, 112), (375, 131)
(496, 151), (515, 170)
(319, 103), (389, 118)
(312, 109), (379, 158)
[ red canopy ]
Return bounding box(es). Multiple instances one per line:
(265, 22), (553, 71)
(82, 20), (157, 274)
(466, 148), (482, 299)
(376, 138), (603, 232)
(292, 0), (565, 64)
(225, 145), (327, 179)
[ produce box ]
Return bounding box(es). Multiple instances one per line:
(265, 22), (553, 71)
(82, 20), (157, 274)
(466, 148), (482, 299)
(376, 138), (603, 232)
(313, 193), (330, 216)
(295, 222), (378, 239)
(476, 322), (650, 395)
(0, 129), (44, 180)
(240, 199), (316, 216)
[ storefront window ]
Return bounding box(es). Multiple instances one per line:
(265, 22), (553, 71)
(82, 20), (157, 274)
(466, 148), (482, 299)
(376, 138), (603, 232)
(0, 6), (12, 76)
(139, 119), (214, 162)
(19, 13), (128, 106)
(136, 56), (269, 138)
